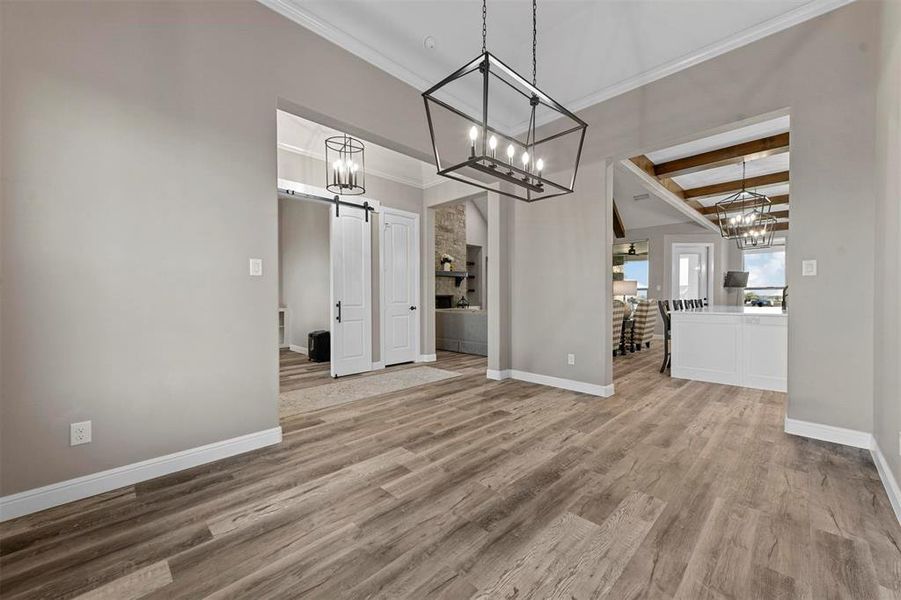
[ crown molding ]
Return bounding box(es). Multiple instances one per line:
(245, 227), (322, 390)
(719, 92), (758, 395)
(261, 0), (853, 127)
(258, 0), (432, 91)
(562, 0), (855, 117)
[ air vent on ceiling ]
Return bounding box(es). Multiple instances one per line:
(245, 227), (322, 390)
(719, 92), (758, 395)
(632, 193), (650, 202)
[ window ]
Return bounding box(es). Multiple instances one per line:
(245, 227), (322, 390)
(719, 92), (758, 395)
(743, 248), (785, 306)
(624, 259), (649, 298)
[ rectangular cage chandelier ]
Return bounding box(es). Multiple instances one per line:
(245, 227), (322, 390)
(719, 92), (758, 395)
(422, 0), (587, 202)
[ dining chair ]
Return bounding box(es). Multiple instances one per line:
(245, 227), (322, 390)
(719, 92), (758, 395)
(657, 300), (671, 373)
(612, 300), (626, 356)
(632, 300), (657, 351)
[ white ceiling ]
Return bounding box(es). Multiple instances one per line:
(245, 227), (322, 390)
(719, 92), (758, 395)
(263, 1), (849, 120)
(672, 152), (789, 189)
(277, 110), (440, 189)
(613, 162), (694, 231)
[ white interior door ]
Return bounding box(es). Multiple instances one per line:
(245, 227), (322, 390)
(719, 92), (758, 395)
(382, 209), (420, 366)
(330, 204), (372, 377)
(671, 244), (712, 301)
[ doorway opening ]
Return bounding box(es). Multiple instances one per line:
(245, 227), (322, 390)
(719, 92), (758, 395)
(276, 109), (428, 388)
(431, 195), (489, 357)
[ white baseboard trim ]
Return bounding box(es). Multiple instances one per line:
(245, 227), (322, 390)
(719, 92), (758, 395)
(416, 354), (437, 363)
(0, 426), (283, 522)
(783, 417), (872, 449)
(485, 368), (613, 397)
(871, 441), (901, 526)
(486, 368), (510, 381)
(371, 361), (385, 370)
(289, 344), (308, 354)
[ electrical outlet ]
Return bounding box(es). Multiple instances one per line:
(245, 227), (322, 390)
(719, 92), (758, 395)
(70, 421), (92, 446)
(567, 353), (575, 366)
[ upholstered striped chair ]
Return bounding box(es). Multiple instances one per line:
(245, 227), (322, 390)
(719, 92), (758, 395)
(612, 300), (625, 356)
(631, 300), (657, 351)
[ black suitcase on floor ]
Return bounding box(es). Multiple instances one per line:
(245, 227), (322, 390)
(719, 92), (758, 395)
(308, 330), (330, 362)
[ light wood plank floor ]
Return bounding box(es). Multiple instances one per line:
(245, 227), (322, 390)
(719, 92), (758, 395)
(1, 348), (899, 599)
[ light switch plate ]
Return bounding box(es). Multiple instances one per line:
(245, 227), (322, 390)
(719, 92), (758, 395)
(567, 353), (575, 366)
(249, 258), (263, 277)
(802, 259), (817, 277)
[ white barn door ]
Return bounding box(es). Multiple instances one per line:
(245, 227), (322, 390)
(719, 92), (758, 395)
(381, 208), (420, 366)
(330, 203), (372, 377)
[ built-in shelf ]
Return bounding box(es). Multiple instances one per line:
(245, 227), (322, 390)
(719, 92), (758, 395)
(436, 270), (469, 285)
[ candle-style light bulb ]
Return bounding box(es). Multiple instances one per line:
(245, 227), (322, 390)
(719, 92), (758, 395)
(536, 158), (544, 174)
(506, 144), (515, 162)
(521, 151), (530, 169)
(469, 126), (478, 157)
(488, 135), (497, 159)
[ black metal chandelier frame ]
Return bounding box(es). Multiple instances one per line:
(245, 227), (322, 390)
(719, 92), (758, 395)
(714, 161), (774, 246)
(325, 133), (366, 196)
(736, 213), (778, 250)
(422, 0), (587, 202)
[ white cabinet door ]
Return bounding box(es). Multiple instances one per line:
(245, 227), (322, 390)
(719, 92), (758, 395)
(742, 316), (787, 391)
(382, 209), (419, 366)
(330, 204), (372, 377)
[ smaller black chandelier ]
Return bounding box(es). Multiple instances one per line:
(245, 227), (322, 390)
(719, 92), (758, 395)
(736, 214), (778, 250)
(422, 0), (587, 202)
(715, 161), (773, 247)
(325, 134), (365, 196)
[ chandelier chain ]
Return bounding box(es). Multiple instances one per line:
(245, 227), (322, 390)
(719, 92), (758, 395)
(481, 0), (487, 53)
(532, 0), (537, 85)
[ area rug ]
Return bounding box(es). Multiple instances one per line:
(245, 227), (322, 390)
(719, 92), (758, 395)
(279, 366), (460, 417)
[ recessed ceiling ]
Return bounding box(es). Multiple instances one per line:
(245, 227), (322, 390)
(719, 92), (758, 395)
(627, 114), (791, 232)
(277, 110), (440, 189)
(261, 0), (850, 117)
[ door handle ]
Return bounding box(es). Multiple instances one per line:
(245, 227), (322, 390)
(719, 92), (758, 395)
(410, 305), (417, 311)
(336, 301), (342, 323)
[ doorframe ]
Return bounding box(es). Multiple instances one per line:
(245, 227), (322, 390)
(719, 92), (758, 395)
(278, 177), (381, 378)
(670, 242), (715, 302)
(379, 206), (421, 367)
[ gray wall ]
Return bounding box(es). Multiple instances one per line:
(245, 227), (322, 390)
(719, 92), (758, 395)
(873, 0), (901, 484)
(465, 199), (488, 248)
(278, 199), (330, 349)
(510, 164), (611, 387)
(0, 0), (434, 496)
(540, 1), (880, 430)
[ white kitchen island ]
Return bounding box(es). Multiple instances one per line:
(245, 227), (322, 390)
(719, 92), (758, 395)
(670, 306), (787, 392)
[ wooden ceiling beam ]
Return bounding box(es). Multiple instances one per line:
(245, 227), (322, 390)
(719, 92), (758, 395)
(654, 133), (790, 178)
(612, 200), (626, 239)
(683, 171), (790, 199)
(698, 194), (788, 215)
